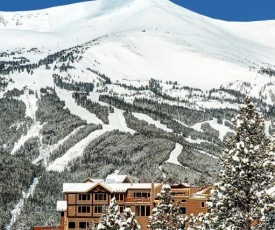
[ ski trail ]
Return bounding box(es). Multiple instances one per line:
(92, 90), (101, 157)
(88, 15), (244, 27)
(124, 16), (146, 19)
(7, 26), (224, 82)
(11, 122), (43, 155)
(56, 89), (103, 125)
(32, 125), (84, 166)
(47, 91), (136, 171)
(11, 88), (41, 155)
(197, 150), (219, 159)
(19, 88), (38, 122)
(166, 143), (183, 166)
(47, 127), (112, 172)
(6, 177), (40, 230)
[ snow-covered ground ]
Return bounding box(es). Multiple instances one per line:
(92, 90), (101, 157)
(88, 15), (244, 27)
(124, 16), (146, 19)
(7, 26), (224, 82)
(133, 112), (173, 132)
(19, 88), (38, 121)
(192, 118), (232, 140)
(197, 150), (219, 159)
(47, 127), (111, 171)
(166, 143), (183, 166)
(11, 122), (43, 155)
(47, 91), (136, 172)
(6, 177), (40, 230)
(185, 136), (211, 144)
(32, 125), (84, 166)
(165, 143), (203, 174)
(47, 109), (136, 171)
(56, 88), (103, 125)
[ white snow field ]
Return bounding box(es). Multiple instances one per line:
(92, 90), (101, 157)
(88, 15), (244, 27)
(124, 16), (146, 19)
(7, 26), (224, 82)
(166, 143), (183, 166)
(47, 128), (110, 172)
(11, 122), (43, 155)
(192, 118), (232, 140)
(132, 112), (173, 132)
(0, 0), (275, 91)
(56, 88), (103, 125)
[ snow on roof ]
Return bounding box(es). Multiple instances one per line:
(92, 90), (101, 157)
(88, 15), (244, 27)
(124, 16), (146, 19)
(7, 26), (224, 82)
(63, 183), (96, 192)
(62, 182), (161, 193)
(194, 186), (212, 196)
(57, 201), (67, 212)
(83, 178), (104, 183)
(105, 175), (128, 183)
(105, 183), (158, 192)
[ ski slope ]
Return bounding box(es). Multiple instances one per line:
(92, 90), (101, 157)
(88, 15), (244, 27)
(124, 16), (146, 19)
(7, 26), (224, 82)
(133, 112), (173, 132)
(0, 0), (275, 90)
(166, 143), (183, 166)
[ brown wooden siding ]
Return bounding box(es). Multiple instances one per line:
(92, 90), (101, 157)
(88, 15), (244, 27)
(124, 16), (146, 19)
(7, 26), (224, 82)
(33, 227), (59, 230)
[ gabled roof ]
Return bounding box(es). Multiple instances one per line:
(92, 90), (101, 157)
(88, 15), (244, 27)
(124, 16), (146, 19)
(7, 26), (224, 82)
(83, 178), (104, 183)
(194, 186), (213, 197)
(63, 182), (114, 193)
(105, 175), (130, 183)
(106, 183), (160, 192)
(63, 183), (96, 192)
(63, 182), (161, 193)
(163, 178), (190, 188)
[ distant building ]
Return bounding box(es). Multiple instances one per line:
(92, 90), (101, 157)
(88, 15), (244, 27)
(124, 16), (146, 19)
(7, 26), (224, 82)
(50, 176), (212, 230)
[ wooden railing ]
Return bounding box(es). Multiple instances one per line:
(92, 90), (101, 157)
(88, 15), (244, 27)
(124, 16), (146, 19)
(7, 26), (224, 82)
(125, 197), (150, 203)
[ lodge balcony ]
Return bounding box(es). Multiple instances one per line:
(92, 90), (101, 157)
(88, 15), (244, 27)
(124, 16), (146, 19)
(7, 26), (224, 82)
(124, 197), (151, 203)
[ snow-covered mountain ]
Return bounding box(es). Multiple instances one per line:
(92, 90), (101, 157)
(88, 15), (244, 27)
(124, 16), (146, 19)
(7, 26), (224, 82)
(1, 0), (275, 90)
(1, 0), (275, 188)
(1, 0), (275, 228)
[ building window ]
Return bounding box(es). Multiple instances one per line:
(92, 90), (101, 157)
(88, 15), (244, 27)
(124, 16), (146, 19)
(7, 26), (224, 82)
(78, 193), (90, 200)
(181, 200), (186, 203)
(94, 206), (103, 213)
(133, 192), (150, 198)
(79, 222), (87, 228)
(135, 206), (150, 216)
(201, 202), (205, 208)
(95, 193), (107, 200)
(179, 207), (186, 214)
(68, 222), (75, 228)
(112, 194), (124, 201)
(78, 206), (90, 213)
(119, 206), (124, 213)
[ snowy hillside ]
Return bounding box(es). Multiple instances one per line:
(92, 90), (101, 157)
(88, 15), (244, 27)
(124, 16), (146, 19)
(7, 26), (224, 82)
(1, 0), (275, 89)
(1, 0), (275, 228)
(0, 0), (275, 178)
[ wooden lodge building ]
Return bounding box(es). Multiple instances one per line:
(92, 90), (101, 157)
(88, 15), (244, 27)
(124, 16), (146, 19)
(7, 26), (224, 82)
(46, 176), (212, 230)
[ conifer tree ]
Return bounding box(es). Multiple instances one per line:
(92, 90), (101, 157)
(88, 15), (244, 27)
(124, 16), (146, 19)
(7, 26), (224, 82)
(257, 133), (275, 229)
(121, 207), (141, 230)
(187, 213), (210, 230)
(209, 97), (269, 229)
(97, 198), (122, 230)
(147, 184), (187, 229)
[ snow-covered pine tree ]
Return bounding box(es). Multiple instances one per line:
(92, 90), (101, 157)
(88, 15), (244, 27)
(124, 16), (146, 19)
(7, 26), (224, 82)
(187, 213), (210, 230)
(97, 198), (122, 230)
(120, 207), (141, 230)
(209, 97), (269, 229)
(257, 133), (275, 229)
(147, 184), (187, 229)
